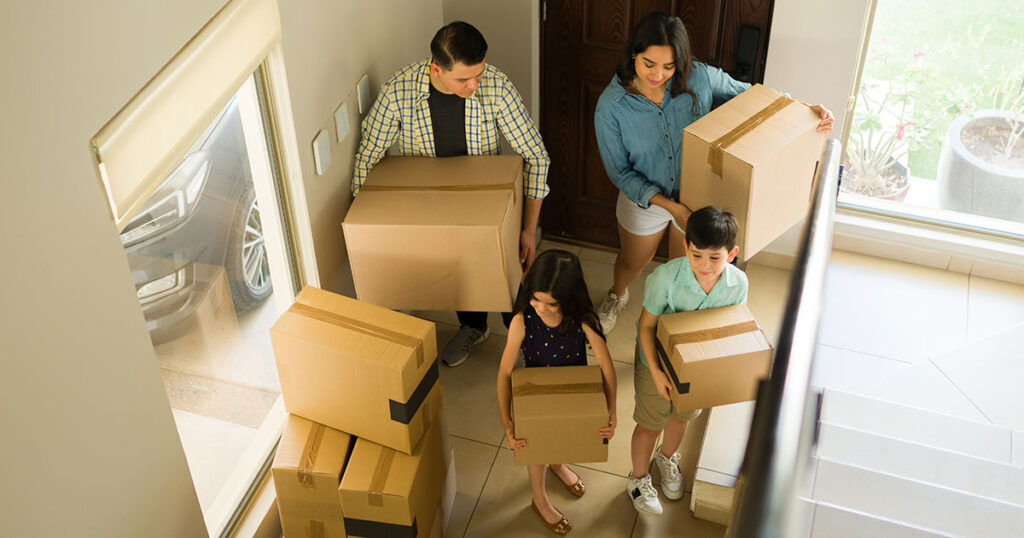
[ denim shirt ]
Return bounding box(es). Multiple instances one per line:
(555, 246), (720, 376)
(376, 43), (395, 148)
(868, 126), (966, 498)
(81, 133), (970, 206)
(594, 62), (750, 208)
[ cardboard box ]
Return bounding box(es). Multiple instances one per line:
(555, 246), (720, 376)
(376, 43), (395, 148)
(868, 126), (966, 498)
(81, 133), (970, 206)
(272, 414), (354, 538)
(681, 84), (825, 258)
(655, 304), (773, 413)
(271, 286), (441, 454)
(342, 155), (524, 312)
(427, 450), (457, 538)
(339, 400), (450, 538)
(511, 365), (609, 465)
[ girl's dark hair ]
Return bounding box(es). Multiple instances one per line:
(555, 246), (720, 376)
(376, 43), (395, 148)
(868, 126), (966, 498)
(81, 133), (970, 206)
(513, 250), (605, 340)
(430, 21), (488, 70)
(685, 206), (738, 250)
(615, 11), (697, 111)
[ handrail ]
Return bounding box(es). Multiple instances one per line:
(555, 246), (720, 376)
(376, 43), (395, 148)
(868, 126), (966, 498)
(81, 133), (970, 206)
(727, 138), (842, 537)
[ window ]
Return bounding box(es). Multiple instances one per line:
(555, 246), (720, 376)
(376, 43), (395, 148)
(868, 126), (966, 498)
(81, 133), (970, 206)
(841, 0), (1024, 235)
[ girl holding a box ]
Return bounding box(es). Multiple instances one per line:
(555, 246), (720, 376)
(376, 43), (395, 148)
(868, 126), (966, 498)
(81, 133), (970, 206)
(496, 249), (617, 535)
(592, 11), (834, 333)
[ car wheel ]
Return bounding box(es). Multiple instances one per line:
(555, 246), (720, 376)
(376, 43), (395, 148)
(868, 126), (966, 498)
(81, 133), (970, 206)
(226, 182), (273, 311)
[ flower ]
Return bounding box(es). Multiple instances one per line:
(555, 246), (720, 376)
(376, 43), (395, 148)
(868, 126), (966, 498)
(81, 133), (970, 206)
(896, 122), (916, 140)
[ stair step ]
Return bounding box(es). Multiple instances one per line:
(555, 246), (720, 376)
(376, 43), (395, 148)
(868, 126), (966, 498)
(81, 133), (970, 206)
(817, 422), (1024, 507)
(813, 458), (1024, 537)
(809, 500), (958, 538)
(821, 389), (1014, 463)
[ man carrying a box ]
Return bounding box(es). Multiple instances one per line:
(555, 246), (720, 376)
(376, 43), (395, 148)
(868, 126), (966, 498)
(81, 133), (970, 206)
(627, 206), (747, 516)
(352, 21), (550, 368)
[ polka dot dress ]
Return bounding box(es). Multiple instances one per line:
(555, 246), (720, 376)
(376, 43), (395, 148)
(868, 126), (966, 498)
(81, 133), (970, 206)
(521, 305), (588, 368)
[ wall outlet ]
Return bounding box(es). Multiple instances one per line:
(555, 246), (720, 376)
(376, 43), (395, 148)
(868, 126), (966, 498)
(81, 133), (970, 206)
(334, 102), (350, 143)
(357, 74), (370, 114)
(313, 129), (331, 175)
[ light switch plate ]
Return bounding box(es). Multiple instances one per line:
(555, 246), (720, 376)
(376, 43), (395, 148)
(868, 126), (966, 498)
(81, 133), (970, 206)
(313, 129), (331, 175)
(357, 74), (370, 114)
(334, 102), (350, 143)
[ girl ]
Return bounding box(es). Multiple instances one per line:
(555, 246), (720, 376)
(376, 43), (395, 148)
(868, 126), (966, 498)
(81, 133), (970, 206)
(593, 11), (834, 332)
(496, 250), (617, 535)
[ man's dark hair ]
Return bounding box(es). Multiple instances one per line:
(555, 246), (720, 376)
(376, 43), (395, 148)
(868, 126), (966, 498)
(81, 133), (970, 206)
(430, 21), (488, 70)
(685, 206), (738, 251)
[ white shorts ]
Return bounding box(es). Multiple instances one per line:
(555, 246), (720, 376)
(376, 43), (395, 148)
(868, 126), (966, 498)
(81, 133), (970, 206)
(615, 192), (685, 237)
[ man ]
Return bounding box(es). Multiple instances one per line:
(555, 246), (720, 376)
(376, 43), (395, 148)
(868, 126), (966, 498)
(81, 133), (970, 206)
(352, 21), (550, 367)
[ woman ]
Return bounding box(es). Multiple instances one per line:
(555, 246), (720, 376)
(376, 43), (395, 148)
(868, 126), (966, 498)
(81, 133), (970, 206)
(593, 11), (834, 331)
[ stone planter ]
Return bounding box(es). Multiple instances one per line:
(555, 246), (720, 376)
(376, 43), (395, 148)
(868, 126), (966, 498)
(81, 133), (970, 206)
(937, 111), (1024, 222)
(839, 160), (911, 202)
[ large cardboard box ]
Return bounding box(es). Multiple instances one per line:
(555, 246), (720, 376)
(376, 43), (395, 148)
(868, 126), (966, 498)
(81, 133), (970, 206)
(427, 450), (457, 538)
(681, 84), (825, 258)
(271, 286), (442, 454)
(272, 414), (354, 538)
(511, 365), (609, 465)
(339, 400), (450, 538)
(655, 304), (773, 413)
(342, 155), (524, 312)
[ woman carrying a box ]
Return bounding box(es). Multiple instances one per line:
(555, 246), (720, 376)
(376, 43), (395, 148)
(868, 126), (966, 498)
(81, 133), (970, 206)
(496, 250), (617, 535)
(592, 11), (835, 333)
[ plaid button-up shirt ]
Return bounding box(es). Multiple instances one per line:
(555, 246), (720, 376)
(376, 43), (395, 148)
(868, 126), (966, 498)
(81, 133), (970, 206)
(352, 59), (550, 199)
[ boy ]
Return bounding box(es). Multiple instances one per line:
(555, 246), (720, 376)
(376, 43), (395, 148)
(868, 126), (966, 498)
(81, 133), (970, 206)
(626, 206), (747, 515)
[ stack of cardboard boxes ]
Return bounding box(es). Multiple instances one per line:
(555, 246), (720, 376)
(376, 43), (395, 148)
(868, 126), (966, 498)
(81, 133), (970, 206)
(270, 286), (455, 538)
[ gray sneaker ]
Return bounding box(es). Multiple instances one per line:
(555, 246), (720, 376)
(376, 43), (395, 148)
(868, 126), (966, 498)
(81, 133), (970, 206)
(441, 325), (490, 367)
(596, 289), (629, 333)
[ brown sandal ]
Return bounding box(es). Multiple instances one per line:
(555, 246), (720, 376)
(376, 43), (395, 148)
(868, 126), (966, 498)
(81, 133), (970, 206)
(550, 466), (586, 497)
(531, 501), (572, 535)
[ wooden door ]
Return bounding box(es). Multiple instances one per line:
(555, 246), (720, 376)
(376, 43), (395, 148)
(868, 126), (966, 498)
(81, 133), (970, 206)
(540, 0), (774, 254)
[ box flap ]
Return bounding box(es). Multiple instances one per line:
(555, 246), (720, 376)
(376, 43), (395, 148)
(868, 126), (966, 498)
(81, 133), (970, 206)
(657, 304), (757, 347)
(360, 155), (523, 188)
(273, 414), (352, 477)
(343, 189), (512, 226)
(675, 331), (771, 362)
(511, 365), (607, 419)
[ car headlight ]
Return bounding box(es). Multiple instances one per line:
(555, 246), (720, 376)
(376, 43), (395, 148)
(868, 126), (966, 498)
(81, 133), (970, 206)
(119, 153), (210, 246)
(137, 267), (187, 303)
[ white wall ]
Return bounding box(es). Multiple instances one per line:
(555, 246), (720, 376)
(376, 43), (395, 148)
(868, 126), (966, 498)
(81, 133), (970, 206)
(278, 0), (443, 295)
(0, 1), (442, 535)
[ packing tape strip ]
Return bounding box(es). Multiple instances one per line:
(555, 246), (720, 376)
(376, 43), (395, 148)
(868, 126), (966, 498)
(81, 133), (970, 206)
(666, 320), (761, 346)
(343, 517), (417, 538)
(291, 302), (426, 368)
(707, 96), (794, 176)
(367, 448), (396, 507)
(360, 182), (515, 192)
(298, 423), (326, 489)
(512, 381), (604, 397)
(389, 360), (439, 425)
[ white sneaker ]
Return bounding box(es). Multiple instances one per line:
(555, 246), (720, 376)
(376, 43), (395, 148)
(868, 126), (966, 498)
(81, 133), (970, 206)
(626, 472), (663, 515)
(654, 449), (683, 500)
(597, 289), (629, 333)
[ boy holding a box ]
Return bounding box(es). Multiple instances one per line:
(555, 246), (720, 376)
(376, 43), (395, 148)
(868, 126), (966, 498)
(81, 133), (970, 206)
(626, 206), (746, 515)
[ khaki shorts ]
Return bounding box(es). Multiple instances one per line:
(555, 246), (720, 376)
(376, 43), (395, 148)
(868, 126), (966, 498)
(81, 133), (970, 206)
(633, 344), (702, 430)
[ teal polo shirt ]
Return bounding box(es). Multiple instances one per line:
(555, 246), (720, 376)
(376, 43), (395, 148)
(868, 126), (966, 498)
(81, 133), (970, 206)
(637, 257), (749, 366)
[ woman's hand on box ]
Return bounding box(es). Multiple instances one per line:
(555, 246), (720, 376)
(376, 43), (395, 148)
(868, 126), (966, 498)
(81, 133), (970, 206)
(505, 430), (527, 450)
(809, 104), (835, 134)
(600, 413), (617, 440)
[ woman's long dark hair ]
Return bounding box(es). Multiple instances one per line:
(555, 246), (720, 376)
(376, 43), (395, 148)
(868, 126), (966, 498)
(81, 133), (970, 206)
(513, 250), (605, 340)
(615, 11), (697, 111)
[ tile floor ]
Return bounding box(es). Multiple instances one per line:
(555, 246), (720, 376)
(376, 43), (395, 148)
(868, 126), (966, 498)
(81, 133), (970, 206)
(423, 239), (1024, 537)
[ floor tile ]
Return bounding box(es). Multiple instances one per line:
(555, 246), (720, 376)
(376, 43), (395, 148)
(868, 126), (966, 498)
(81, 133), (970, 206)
(447, 436), (500, 538)
(853, 360), (988, 422)
(933, 324), (1024, 430)
(578, 246), (619, 265)
(412, 310), (510, 338)
(538, 239), (582, 256)
(967, 275), (1024, 341)
(810, 344), (909, 392)
(464, 449), (638, 537)
(630, 493), (726, 538)
(580, 258), (647, 365)
(817, 251), (968, 363)
(437, 322), (507, 447)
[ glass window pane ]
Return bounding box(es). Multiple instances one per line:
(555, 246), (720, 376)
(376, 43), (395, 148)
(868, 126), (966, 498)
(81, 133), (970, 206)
(841, 1), (1024, 231)
(118, 72), (288, 525)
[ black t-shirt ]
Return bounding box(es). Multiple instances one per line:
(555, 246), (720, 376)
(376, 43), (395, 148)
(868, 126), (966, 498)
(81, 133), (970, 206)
(428, 83), (468, 157)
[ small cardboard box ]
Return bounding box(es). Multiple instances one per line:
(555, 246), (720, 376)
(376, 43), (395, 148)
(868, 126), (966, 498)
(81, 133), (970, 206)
(511, 365), (609, 465)
(272, 414), (354, 538)
(270, 286), (441, 454)
(339, 399), (450, 538)
(655, 304), (773, 413)
(342, 155), (524, 312)
(681, 84), (825, 258)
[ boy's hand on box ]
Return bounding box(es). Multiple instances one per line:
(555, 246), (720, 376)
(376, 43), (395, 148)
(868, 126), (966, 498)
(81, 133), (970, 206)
(600, 414), (617, 440)
(651, 369), (673, 401)
(505, 430), (527, 450)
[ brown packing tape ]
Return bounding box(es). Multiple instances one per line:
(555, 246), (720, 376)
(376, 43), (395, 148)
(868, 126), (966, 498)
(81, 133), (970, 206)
(667, 320), (761, 346)
(291, 302), (425, 368)
(512, 381), (605, 397)
(707, 96), (795, 175)
(298, 423), (326, 489)
(367, 448), (396, 507)
(360, 182), (515, 192)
